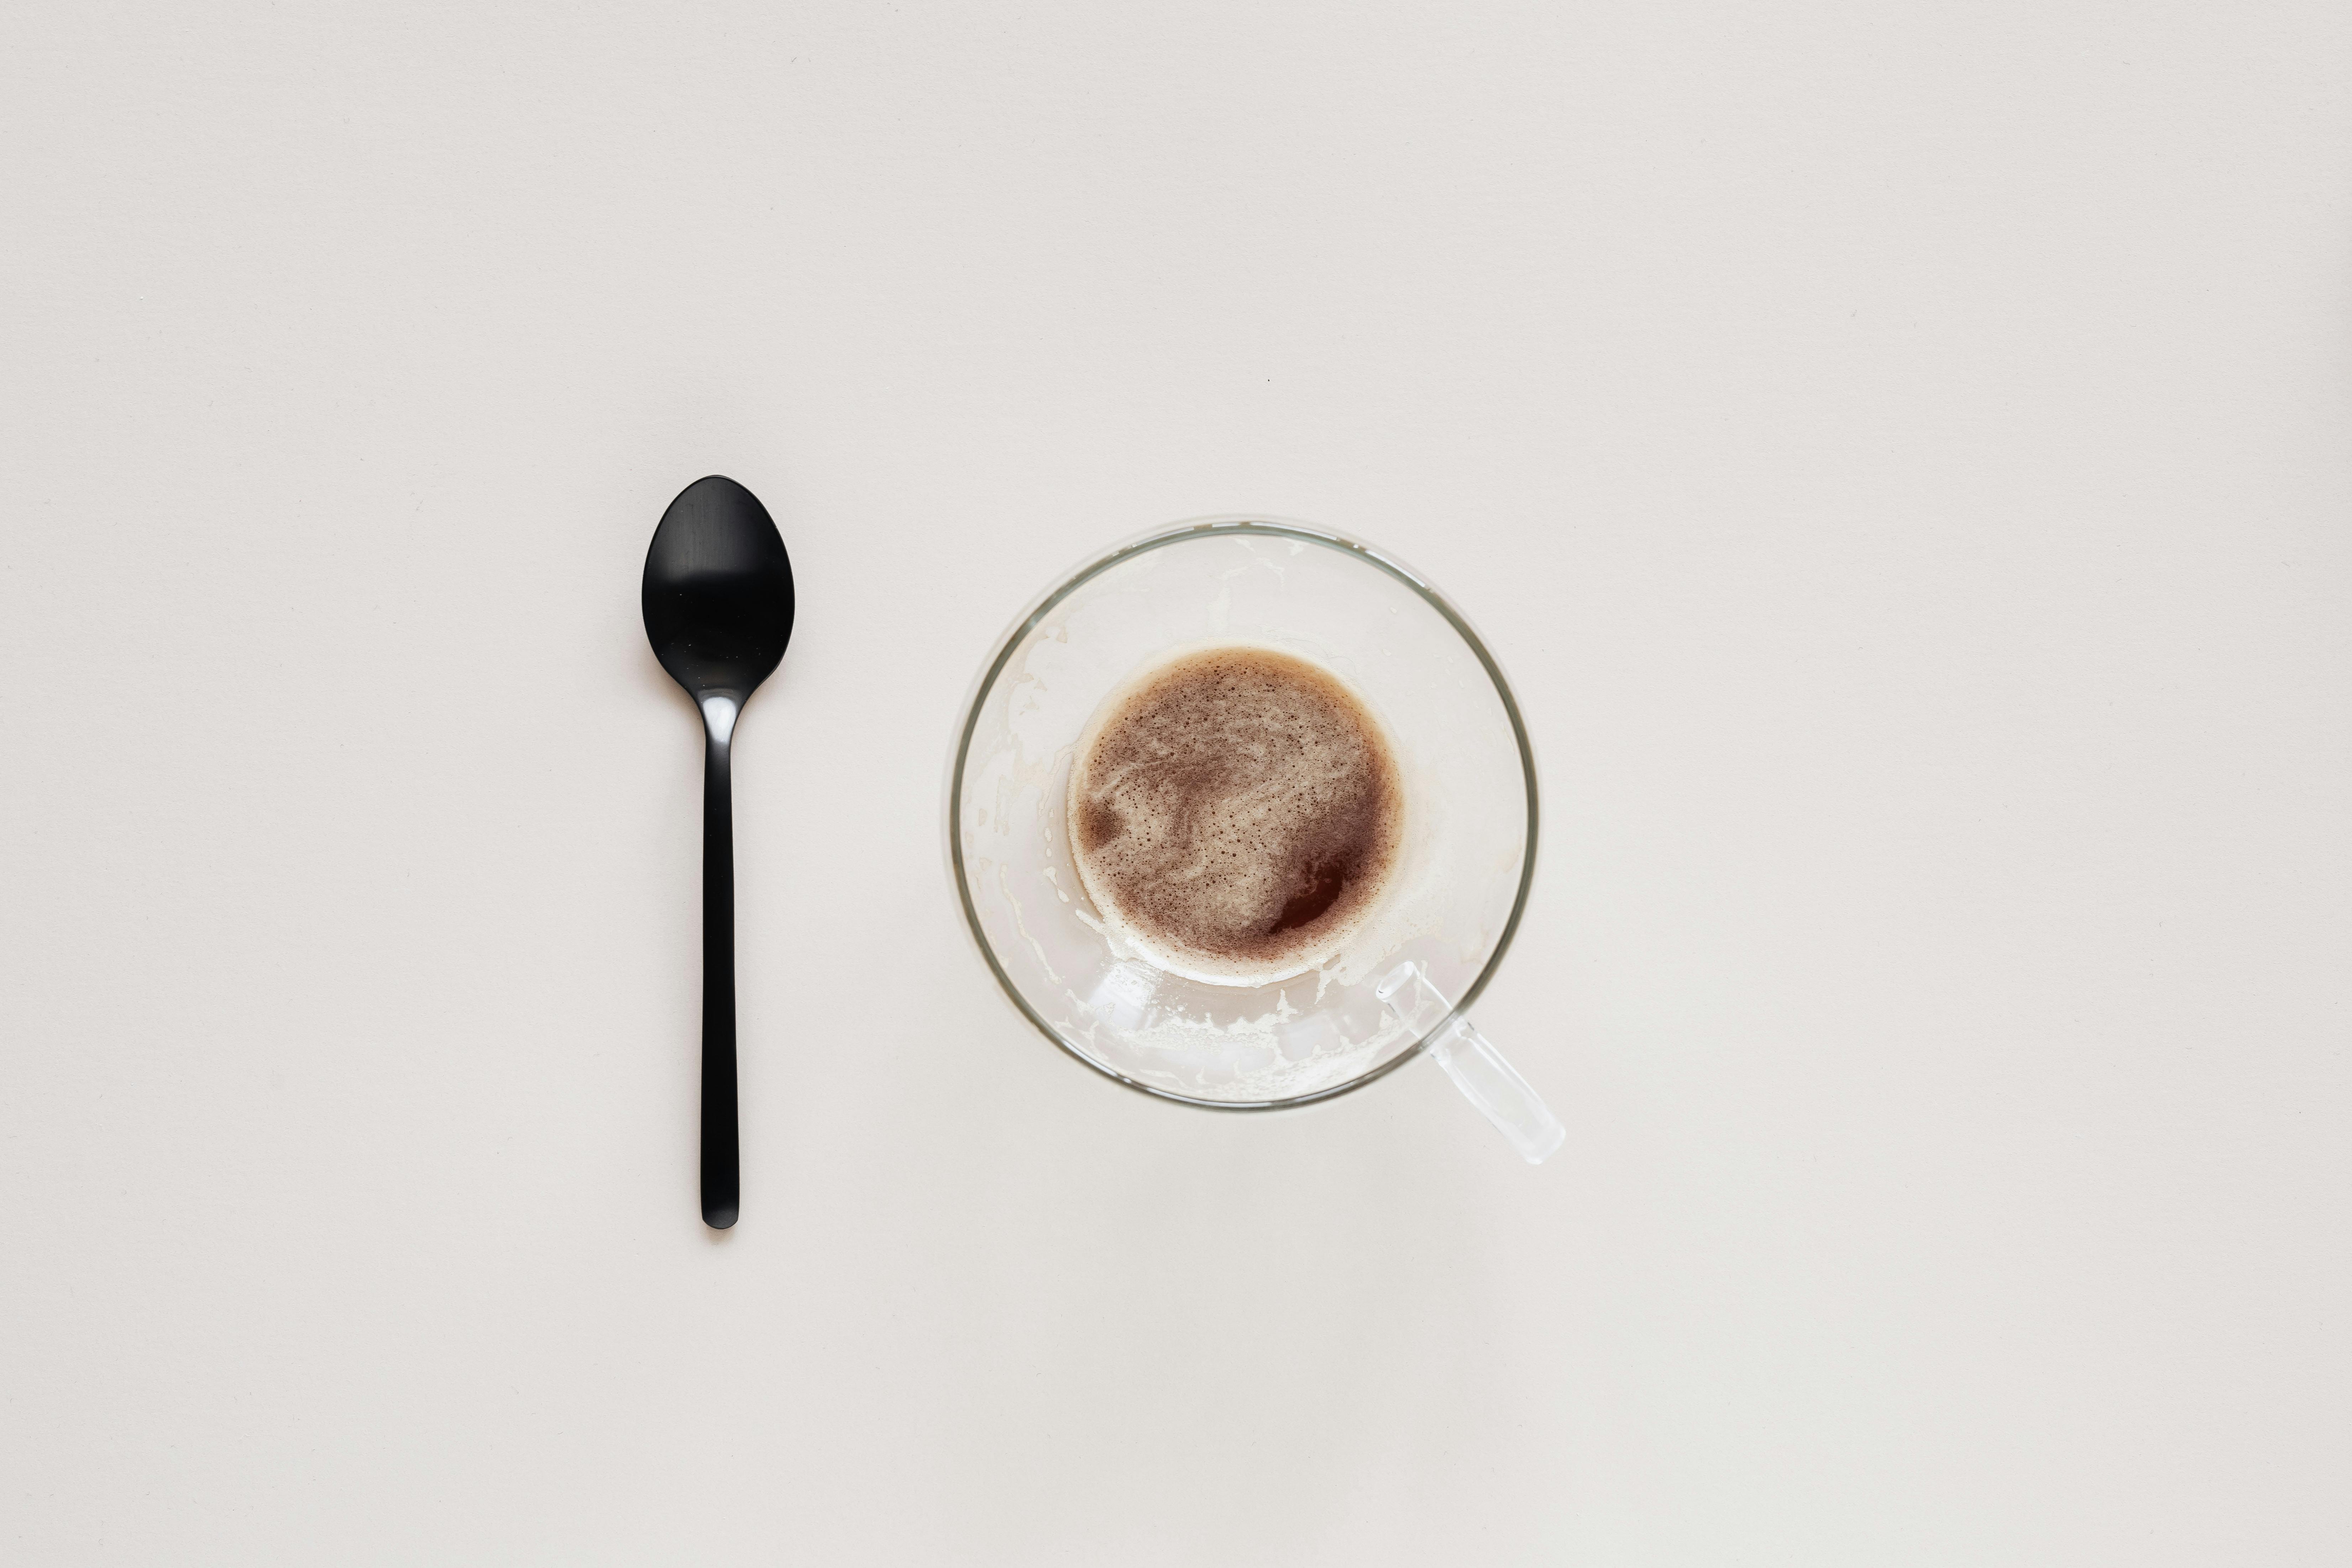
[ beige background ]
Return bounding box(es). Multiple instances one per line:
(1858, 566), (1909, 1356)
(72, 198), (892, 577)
(4, 2), (2349, 1562)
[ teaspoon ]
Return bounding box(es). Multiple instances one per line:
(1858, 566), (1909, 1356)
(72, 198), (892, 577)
(641, 475), (795, 1229)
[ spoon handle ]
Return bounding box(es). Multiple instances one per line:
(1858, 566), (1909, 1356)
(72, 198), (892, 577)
(699, 695), (742, 1229)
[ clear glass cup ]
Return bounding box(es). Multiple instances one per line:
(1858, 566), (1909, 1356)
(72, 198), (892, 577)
(946, 517), (1562, 1161)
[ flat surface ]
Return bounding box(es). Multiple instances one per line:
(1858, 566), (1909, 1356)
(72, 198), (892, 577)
(3, 2), (2348, 1562)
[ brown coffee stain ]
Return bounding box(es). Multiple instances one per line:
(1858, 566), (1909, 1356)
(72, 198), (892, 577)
(1068, 646), (1402, 976)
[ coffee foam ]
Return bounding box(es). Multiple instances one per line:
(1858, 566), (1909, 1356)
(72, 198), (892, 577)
(1066, 643), (1405, 986)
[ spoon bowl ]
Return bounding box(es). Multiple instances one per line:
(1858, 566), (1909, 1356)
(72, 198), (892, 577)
(643, 477), (795, 697)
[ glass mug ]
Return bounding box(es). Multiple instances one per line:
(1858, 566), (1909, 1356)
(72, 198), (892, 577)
(946, 517), (1562, 1162)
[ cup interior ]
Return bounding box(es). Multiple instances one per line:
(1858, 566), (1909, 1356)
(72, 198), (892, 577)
(949, 519), (1536, 1108)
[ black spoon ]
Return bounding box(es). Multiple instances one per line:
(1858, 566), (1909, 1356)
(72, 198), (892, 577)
(641, 475), (795, 1229)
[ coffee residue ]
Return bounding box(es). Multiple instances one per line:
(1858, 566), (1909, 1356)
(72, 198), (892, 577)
(1068, 645), (1403, 981)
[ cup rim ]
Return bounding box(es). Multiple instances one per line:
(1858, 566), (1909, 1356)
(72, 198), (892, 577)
(945, 515), (1541, 1111)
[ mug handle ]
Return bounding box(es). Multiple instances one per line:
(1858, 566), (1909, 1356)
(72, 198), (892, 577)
(1376, 962), (1565, 1164)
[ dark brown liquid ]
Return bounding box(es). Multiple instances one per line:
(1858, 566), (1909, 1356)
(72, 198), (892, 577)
(1068, 646), (1404, 980)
